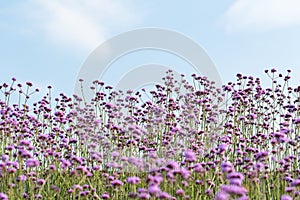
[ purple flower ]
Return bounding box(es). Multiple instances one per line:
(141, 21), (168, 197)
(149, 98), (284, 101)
(50, 185), (61, 193)
(249, 113), (257, 120)
(128, 192), (137, 198)
(180, 168), (191, 179)
(0, 193), (8, 200)
(60, 158), (71, 169)
(193, 163), (205, 173)
(111, 151), (119, 158)
(166, 161), (179, 170)
(20, 140), (31, 146)
(291, 179), (300, 187)
(25, 158), (39, 168)
(72, 185), (83, 191)
(227, 172), (244, 181)
(215, 191), (229, 200)
(221, 185), (248, 196)
(206, 189), (213, 195)
(147, 175), (163, 185)
(285, 187), (295, 192)
(221, 161), (233, 173)
(100, 193), (110, 199)
(218, 143), (228, 152)
(22, 193), (28, 198)
(127, 176), (141, 184)
(254, 151), (269, 161)
(184, 149), (196, 162)
(1, 154), (9, 162)
(237, 196), (249, 200)
(294, 118), (300, 124)
(23, 151), (33, 159)
(92, 165), (101, 171)
(176, 189), (184, 196)
(37, 179), (45, 185)
(16, 175), (27, 182)
(138, 188), (148, 193)
(285, 177), (294, 183)
(138, 192), (150, 199)
(229, 178), (243, 186)
(281, 194), (293, 200)
(255, 162), (265, 171)
(157, 191), (172, 199)
(49, 164), (57, 171)
(148, 184), (161, 195)
(111, 180), (123, 187)
(182, 180), (188, 187)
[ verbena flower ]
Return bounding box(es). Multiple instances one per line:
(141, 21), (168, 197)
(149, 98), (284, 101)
(111, 180), (123, 187)
(127, 176), (141, 184)
(184, 149), (196, 162)
(215, 191), (229, 200)
(220, 185), (248, 196)
(148, 184), (161, 195)
(281, 194), (293, 200)
(25, 158), (39, 168)
(291, 179), (300, 187)
(0, 193), (8, 200)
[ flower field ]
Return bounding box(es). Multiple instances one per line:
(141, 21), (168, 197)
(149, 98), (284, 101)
(0, 69), (299, 199)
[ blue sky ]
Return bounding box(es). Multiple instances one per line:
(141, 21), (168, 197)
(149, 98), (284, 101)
(1, 0), (300, 101)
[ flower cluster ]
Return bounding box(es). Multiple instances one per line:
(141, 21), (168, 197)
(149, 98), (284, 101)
(0, 69), (299, 199)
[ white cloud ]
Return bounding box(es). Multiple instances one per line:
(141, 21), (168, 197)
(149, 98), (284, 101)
(223, 0), (300, 32)
(26, 0), (142, 51)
